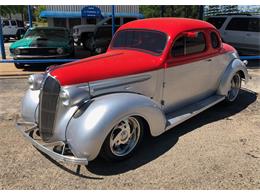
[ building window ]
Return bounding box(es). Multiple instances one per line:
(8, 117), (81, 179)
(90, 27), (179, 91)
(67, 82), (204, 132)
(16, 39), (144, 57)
(68, 18), (81, 29)
(53, 18), (67, 28)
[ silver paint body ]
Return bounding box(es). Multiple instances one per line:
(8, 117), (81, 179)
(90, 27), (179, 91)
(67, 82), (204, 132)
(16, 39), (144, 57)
(20, 51), (249, 162)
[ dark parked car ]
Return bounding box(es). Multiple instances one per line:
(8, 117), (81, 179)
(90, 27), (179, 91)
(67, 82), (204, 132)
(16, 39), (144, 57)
(10, 27), (74, 69)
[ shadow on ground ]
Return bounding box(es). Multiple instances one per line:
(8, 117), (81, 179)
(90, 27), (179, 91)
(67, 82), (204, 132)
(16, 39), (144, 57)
(84, 89), (257, 176)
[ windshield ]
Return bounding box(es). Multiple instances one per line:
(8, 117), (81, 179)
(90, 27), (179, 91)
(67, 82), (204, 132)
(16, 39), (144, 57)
(111, 29), (167, 55)
(24, 28), (69, 40)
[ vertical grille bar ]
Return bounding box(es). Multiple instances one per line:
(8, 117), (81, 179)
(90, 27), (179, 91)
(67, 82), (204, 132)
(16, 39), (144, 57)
(39, 76), (60, 141)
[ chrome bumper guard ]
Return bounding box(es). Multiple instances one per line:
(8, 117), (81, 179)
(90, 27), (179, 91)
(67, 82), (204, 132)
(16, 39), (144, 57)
(16, 120), (88, 165)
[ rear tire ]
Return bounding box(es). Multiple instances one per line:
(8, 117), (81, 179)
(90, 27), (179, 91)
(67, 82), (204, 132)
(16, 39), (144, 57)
(100, 116), (144, 162)
(225, 73), (241, 103)
(14, 63), (25, 69)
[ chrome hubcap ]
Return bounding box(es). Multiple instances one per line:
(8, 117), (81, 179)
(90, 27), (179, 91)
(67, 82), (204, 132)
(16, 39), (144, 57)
(109, 117), (140, 157)
(227, 74), (241, 102)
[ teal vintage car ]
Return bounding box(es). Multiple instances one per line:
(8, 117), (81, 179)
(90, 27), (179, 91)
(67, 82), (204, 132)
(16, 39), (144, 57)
(10, 27), (75, 69)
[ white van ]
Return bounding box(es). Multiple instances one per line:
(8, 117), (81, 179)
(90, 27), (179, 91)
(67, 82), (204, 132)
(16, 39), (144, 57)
(207, 15), (260, 54)
(2, 19), (26, 40)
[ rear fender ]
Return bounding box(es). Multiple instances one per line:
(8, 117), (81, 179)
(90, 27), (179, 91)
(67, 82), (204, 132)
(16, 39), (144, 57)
(217, 58), (249, 96)
(66, 93), (166, 161)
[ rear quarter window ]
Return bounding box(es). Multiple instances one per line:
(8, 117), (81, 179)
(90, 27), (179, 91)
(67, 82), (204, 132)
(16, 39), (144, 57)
(210, 32), (220, 49)
(207, 17), (227, 29)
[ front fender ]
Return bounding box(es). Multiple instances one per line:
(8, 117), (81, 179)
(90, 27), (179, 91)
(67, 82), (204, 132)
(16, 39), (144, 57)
(21, 89), (39, 122)
(217, 58), (249, 96)
(66, 93), (166, 161)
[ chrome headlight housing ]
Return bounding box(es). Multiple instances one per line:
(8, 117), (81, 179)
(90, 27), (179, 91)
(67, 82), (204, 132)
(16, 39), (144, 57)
(14, 48), (21, 55)
(28, 74), (45, 90)
(56, 47), (64, 54)
(60, 89), (70, 106)
(59, 86), (90, 107)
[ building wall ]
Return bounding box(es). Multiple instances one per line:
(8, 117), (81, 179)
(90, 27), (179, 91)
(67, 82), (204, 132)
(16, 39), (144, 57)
(45, 5), (139, 13)
(45, 5), (140, 30)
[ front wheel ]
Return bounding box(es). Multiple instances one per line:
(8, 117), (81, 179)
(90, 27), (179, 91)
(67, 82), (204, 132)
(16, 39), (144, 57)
(101, 116), (144, 161)
(14, 63), (25, 69)
(226, 73), (241, 102)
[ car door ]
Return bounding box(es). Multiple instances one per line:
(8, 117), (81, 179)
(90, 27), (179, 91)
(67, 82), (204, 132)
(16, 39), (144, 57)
(163, 30), (216, 114)
(10, 20), (17, 35)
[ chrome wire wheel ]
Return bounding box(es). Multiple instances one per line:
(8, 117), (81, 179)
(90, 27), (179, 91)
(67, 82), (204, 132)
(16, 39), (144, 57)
(227, 73), (241, 102)
(109, 117), (141, 157)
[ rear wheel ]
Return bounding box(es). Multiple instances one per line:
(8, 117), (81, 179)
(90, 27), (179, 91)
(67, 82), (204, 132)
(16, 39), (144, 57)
(101, 116), (144, 161)
(226, 73), (241, 102)
(14, 63), (25, 69)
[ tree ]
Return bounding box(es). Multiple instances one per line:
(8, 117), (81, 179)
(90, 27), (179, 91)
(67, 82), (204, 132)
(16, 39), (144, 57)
(140, 5), (201, 19)
(33, 5), (46, 23)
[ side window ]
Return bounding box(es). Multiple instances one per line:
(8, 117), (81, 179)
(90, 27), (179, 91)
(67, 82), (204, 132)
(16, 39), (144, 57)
(11, 20), (17, 26)
(185, 32), (206, 55)
(123, 17), (137, 24)
(3, 20), (9, 26)
(226, 18), (249, 31)
(171, 36), (184, 57)
(210, 32), (220, 49)
(248, 18), (260, 32)
(171, 32), (206, 57)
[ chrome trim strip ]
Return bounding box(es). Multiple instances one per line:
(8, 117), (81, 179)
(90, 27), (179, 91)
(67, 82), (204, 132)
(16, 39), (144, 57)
(90, 74), (152, 92)
(16, 120), (88, 165)
(14, 54), (70, 59)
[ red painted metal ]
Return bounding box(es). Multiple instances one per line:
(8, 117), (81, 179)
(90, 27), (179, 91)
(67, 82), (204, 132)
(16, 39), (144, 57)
(50, 50), (164, 86)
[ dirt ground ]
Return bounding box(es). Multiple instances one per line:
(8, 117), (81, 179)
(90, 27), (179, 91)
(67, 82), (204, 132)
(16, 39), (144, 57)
(0, 62), (259, 189)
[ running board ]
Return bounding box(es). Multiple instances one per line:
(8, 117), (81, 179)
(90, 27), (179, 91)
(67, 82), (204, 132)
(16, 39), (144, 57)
(165, 95), (225, 131)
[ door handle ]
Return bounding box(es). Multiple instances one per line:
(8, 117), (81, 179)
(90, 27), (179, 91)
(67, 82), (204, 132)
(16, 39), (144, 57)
(246, 33), (251, 36)
(206, 59), (212, 62)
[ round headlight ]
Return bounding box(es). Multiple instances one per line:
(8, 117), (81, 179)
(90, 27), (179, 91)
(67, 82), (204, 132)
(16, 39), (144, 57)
(60, 89), (70, 106)
(14, 48), (21, 55)
(28, 74), (45, 90)
(56, 47), (64, 54)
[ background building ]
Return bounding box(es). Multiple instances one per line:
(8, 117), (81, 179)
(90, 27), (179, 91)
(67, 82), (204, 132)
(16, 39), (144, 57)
(40, 5), (140, 29)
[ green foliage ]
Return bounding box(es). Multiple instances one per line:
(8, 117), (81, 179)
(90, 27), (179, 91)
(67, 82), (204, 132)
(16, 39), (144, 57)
(34, 5), (46, 23)
(140, 5), (201, 19)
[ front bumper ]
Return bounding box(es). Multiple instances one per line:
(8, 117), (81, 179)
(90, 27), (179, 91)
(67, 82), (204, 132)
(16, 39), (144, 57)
(16, 120), (88, 165)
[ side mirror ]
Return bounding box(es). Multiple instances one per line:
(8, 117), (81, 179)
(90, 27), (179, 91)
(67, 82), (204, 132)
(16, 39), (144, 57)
(183, 32), (198, 39)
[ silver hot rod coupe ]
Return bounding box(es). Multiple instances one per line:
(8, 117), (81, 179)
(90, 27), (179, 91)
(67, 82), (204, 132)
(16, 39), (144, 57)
(17, 18), (249, 165)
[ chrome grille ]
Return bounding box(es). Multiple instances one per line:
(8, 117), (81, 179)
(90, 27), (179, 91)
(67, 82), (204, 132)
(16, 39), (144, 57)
(39, 76), (60, 141)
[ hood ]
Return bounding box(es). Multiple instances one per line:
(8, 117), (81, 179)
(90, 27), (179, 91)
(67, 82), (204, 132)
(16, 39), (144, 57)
(50, 50), (164, 86)
(73, 25), (96, 31)
(10, 37), (69, 49)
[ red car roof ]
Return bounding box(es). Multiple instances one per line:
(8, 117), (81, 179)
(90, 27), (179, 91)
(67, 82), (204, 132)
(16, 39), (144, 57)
(119, 17), (216, 37)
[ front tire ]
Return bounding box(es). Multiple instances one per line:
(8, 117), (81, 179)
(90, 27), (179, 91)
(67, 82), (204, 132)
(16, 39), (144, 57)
(14, 63), (25, 69)
(226, 73), (241, 102)
(101, 116), (144, 162)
